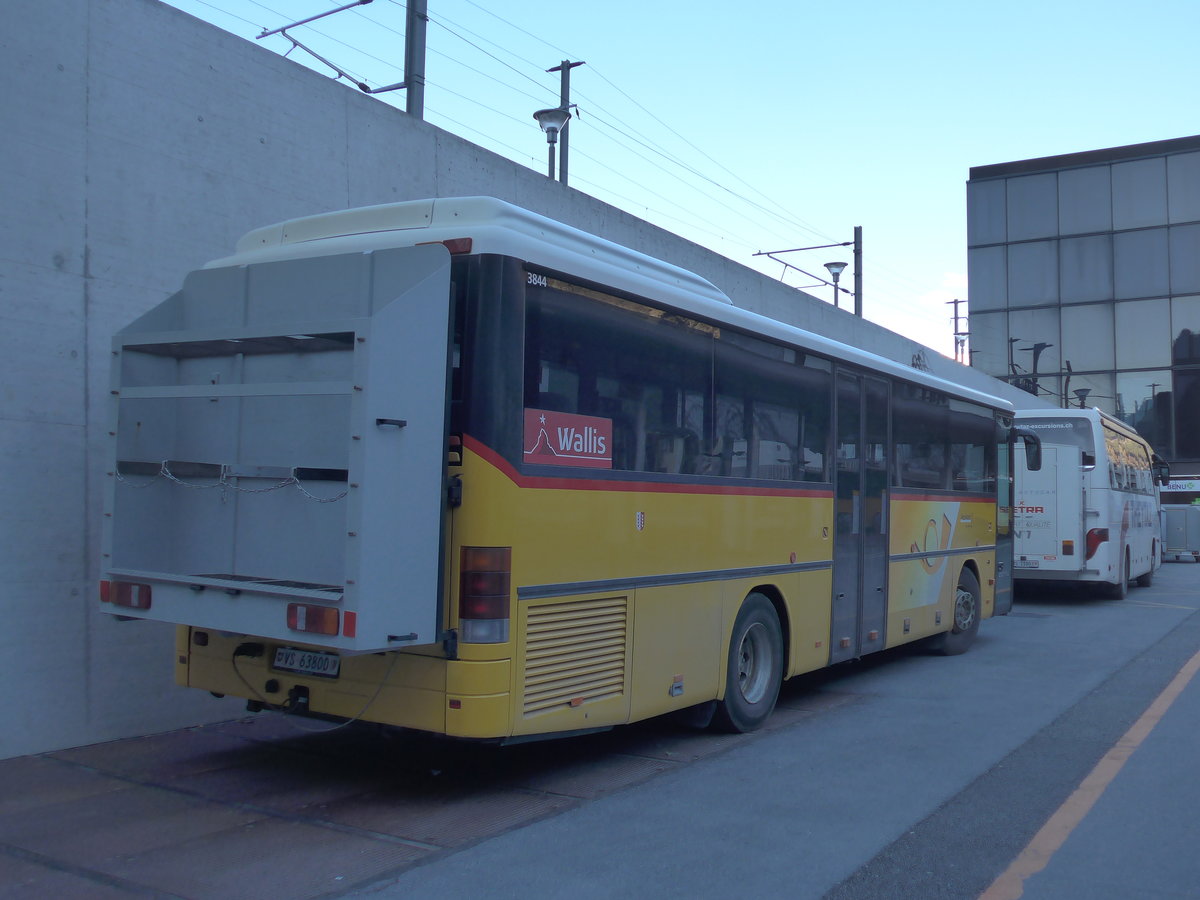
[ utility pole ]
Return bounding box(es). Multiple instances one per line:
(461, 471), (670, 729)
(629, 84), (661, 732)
(946, 297), (966, 362)
(404, 0), (428, 118)
(257, 0), (429, 118)
(852, 226), (863, 317)
(547, 60), (584, 185)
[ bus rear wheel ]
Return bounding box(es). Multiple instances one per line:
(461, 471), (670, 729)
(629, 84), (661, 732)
(929, 567), (981, 656)
(712, 593), (783, 734)
(1106, 549), (1129, 599)
(1136, 547), (1154, 588)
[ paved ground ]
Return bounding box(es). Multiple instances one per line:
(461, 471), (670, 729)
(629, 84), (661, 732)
(3, 561), (1199, 899)
(0, 666), (853, 898)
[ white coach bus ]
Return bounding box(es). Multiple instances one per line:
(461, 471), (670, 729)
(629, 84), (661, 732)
(1012, 408), (1169, 598)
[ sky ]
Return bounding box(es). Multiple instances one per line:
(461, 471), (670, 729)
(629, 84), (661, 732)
(160, 0), (1200, 357)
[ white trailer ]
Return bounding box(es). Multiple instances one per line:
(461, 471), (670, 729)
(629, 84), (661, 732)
(1162, 504), (1200, 562)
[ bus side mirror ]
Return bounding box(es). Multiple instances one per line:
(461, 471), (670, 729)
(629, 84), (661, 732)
(1016, 428), (1042, 471)
(1152, 455), (1170, 487)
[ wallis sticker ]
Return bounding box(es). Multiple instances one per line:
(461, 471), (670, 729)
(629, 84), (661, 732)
(523, 408), (613, 469)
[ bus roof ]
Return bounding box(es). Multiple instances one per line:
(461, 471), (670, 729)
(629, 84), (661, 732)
(211, 196), (1014, 414)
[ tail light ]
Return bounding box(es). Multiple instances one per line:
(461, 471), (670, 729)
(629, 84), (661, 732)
(1085, 528), (1109, 561)
(286, 603), (339, 636)
(100, 580), (152, 610)
(1062, 540), (1075, 557)
(459, 546), (511, 644)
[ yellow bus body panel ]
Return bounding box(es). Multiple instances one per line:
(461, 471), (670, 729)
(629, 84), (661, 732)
(457, 447), (836, 736)
(177, 450), (1004, 741)
(780, 569), (836, 675)
(887, 496), (997, 644)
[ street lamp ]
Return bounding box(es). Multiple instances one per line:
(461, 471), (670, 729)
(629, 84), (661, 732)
(1073, 388), (1091, 408)
(533, 106), (571, 181)
(824, 261), (848, 309)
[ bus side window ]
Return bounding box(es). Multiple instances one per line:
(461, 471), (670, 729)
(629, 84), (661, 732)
(948, 401), (998, 492)
(714, 333), (829, 483)
(892, 384), (950, 490)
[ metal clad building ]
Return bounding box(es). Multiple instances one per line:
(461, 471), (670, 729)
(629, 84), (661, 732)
(966, 135), (1200, 475)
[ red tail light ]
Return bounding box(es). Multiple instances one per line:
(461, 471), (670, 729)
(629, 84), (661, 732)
(100, 580), (152, 610)
(459, 546), (511, 644)
(1085, 528), (1109, 561)
(286, 603), (339, 636)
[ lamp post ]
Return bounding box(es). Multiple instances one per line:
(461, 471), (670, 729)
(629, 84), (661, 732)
(824, 261), (848, 309)
(532, 107), (571, 181)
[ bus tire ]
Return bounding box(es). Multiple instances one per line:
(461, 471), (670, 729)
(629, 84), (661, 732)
(712, 593), (783, 734)
(1106, 549), (1129, 599)
(930, 567), (981, 656)
(1136, 546), (1154, 588)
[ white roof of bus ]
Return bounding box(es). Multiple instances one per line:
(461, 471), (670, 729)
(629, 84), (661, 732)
(211, 196), (1013, 412)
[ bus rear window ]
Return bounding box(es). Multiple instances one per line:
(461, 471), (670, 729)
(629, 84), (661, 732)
(1015, 418), (1096, 456)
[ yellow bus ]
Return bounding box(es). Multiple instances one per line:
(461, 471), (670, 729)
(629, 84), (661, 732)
(101, 197), (1033, 740)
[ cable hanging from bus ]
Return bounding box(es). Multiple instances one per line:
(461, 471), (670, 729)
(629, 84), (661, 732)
(100, 197), (1039, 741)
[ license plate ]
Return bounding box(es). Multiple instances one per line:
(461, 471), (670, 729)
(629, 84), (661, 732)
(273, 646), (341, 679)
(1015, 559), (1040, 569)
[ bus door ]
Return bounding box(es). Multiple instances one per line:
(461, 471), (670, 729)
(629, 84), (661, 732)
(830, 372), (889, 664)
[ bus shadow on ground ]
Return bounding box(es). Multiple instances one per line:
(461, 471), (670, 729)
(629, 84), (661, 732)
(6, 640), (979, 899)
(1013, 581), (1124, 608)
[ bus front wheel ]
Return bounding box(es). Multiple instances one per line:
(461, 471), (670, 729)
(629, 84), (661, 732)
(930, 567), (981, 656)
(712, 593), (783, 734)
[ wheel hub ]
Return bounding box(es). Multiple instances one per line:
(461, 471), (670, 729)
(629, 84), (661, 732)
(954, 587), (976, 631)
(738, 622), (771, 702)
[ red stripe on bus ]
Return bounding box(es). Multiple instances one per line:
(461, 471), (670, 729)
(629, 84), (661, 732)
(463, 435), (834, 499)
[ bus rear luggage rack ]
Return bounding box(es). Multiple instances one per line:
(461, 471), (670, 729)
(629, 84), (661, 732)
(123, 331), (354, 358)
(185, 573), (344, 599)
(116, 460), (349, 484)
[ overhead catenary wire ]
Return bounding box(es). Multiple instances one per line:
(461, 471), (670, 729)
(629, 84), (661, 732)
(448, 0), (836, 245)
(180, 0), (835, 256)
(161, 0), (962, 348)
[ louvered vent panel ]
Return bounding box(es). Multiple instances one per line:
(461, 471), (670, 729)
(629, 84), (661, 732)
(523, 596), (628, 716)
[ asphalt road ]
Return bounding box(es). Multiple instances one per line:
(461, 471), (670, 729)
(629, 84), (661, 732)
(356, 562), (1200, 900)
(4, 563), (1198, 899)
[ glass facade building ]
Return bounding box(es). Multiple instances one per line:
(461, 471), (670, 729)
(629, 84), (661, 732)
(967, 135), (1200, 472)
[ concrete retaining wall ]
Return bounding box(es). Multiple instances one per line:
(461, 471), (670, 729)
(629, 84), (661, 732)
(0, 0), (1033, 758)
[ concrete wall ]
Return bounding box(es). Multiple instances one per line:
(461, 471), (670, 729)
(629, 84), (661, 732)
(0, 0), (1032, 759)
